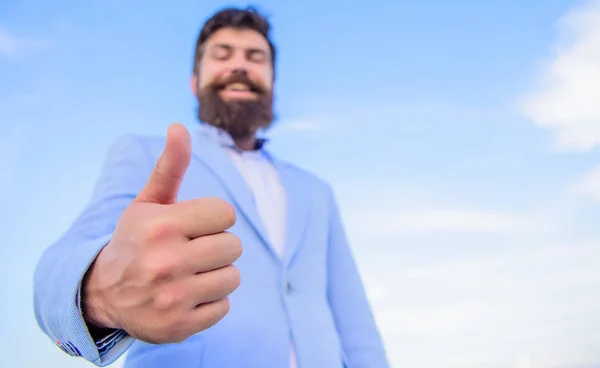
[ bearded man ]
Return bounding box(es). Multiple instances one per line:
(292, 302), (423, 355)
(33, 6), (389, 368)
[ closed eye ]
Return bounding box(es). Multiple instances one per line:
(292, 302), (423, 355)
(247, 49), (268, 63)
(211, 45), (233, 60)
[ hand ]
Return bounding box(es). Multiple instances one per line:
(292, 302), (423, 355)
(82, 123), (242, 344)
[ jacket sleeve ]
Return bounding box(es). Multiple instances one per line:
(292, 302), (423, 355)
(33, 134), (154, 366)
(326, 189), (390, 368)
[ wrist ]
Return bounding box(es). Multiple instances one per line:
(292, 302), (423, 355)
(81, 259), (119, 330)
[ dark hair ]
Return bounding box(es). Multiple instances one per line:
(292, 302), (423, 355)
(192, 6), (276, 75)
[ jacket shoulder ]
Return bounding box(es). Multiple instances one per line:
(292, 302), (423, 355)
(102, 133), (169, 167)
(108, 133), (166, 153)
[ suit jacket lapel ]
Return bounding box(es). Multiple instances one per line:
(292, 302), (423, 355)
(190, 131), (279, 261)
(269, 155), (310, 266)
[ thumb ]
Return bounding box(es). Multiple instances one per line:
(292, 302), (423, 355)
(135, 123), (192, 204)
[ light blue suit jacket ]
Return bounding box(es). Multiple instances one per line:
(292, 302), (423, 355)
(33, 124), (389, 368)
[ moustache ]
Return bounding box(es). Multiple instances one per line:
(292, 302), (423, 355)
(209, 73), (267, 95)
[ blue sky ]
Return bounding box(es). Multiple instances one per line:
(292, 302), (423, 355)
(2, 0), (600, 367)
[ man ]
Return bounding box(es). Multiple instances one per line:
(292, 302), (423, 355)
(33, 6), (389, 368)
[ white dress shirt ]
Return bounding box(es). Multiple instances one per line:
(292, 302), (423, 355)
(204, 126), (297, 368)
(225, 147), (288, 257)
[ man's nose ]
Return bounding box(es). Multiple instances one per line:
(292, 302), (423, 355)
(225, 50), (252, 70)
(230, 68), (248, 77)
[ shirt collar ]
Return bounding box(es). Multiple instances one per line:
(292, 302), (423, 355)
(197, 122), (269, 152)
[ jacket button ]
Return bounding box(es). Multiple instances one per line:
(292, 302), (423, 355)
(285, 281), (292, 294)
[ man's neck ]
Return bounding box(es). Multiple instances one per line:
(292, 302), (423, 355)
(199, 121), (266, 151)
(233, 135), (258, 151)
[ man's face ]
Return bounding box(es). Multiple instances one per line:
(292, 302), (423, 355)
(192, 27), (275, 139)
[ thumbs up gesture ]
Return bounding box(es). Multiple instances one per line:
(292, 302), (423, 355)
(82, 123), (242, 344)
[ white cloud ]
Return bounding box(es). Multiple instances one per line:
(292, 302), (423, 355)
(572, 162), (600, 203)
(0, 26), (49, 58)
(520, 0), (600, 151)
(363, 241), (600, 367)
(347, 208), (523, 234)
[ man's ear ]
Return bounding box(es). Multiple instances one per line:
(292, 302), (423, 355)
(190, 75), (198, 95)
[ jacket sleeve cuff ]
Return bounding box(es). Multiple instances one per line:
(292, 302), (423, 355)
(75, 285), (132, 360)
(47, 234), (135, 366)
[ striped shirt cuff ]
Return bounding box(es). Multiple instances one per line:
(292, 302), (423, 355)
(76, 284), (128, 357)
(97, 329), (128, 356)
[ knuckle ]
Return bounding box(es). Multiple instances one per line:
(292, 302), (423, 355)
(143, 253), (178, 283)
(154, 286), (183, 310)
(143, 217), (175, 242)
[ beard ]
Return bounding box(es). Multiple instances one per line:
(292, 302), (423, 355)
(196, 71), (274, 139)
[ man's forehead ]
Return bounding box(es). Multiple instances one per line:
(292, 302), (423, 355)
(205, 27), (269, 51)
